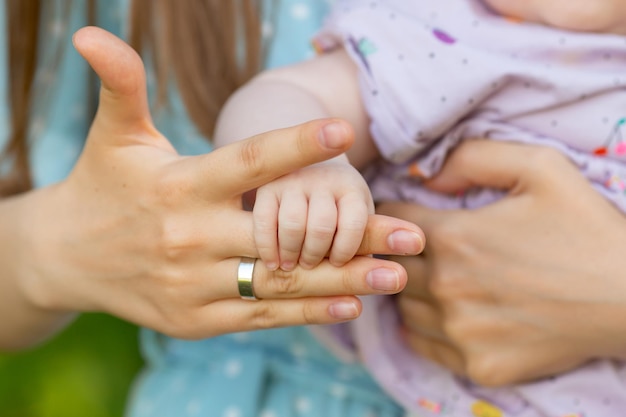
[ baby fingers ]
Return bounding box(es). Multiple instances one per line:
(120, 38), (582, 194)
(277, 190), (308, 271)
(329, 193), (370, 266)
(299, 192), (338, 269)
(253, 190), (280, 271)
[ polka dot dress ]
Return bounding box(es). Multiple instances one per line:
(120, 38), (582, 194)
(127, 327), (402, 417)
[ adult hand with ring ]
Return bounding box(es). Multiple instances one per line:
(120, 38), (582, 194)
(1, 27), (425, 349)
(232, 207), (420, 308)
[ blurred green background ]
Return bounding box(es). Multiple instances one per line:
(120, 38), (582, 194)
(0, 314), (143, 417)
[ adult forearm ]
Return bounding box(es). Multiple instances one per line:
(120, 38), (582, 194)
(0, 187), (76, 350)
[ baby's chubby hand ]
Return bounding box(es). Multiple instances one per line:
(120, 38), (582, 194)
(253, 158), (374, 271)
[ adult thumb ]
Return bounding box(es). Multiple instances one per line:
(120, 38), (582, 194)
(73, 26), (152, 133)
(424, 140), (533, 194)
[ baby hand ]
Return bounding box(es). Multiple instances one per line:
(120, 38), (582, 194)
(253, 160), (374, 271)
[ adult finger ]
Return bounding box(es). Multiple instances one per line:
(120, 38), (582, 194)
(355, 214), (425, 256)
(397, 296), (446, 341)
(207, 211), (427, 261)
(376, 201), (449, 233)
(257, 256), (406, 298)
(391, 254), (432, 301)
(73, 26), (154, 134)
(198, 296), (363, 338)
(425, 140), (574, 194)
(403, 331), (467, 377)
(205, 256), (407, 301)
(200, 119), (355, 199)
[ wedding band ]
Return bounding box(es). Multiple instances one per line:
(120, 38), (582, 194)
(238, 257), (258, 300)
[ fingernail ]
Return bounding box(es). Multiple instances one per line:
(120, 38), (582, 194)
(329, 301), (359, 320)
(319, 122), (348, 149)
(265, 262), (278, 271)
(388, 230), (424, 255)
(366, 268), (400, 292)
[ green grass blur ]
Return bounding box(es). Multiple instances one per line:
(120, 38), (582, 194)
(0, 314), (143, 417)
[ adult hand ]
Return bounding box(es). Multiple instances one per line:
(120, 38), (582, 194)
(378, 140), (626, 386)
(18, 27), (424, 342)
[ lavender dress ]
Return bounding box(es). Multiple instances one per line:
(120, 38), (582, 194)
(314, 1), (626, 416)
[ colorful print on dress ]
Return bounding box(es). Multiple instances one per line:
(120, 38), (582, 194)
(417, 398), (443, 413)
(432, 28), (456, 44)
(348, 36), (377, 73)
(471, 400), (503, 417)
(605, 173), (626, 194)
(594, 117), (626, 156)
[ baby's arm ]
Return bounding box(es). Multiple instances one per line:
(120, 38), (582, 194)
(214, 48), (380, 271)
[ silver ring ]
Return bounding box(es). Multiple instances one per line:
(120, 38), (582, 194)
(238, 257), (258, 300)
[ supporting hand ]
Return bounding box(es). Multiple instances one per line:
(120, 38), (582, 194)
(379, 140), (626, 386)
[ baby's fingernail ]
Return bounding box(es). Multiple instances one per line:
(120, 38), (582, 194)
(329, 301), (359, 320)
(388, 230), (424, 255)
(319, 122), (348, 149)
(265, 262), (278, 271)
(366, 268), (400, 292)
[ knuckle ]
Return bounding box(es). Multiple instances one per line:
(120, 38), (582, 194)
(279, 225), (306, 249)
(341, 218), (368, 233)
(254, 216), (277, 234)
(156, 308), (196, 338)
(466, 354), (510, 387)
(330, 247), (356, 265)
(427, 272), (479, 308)
(249, 303), (280, 329)
(427, 274), (457, 301)
(432, 219), (467, 245)
(157, 219), (202, 261)
(299, 252), (323, 267)
(280, 232), (304, 247)
(280, 218), (305, 235)
(162, 320), (192, 339)
(301, 301), (318, 325)
(239, 138), (265, 178)
(256, 244), (276, 260)
(279, 247), (301, 260)
(524, 146), (564, 174)
(295, 123), (311, 156)
(154, 169), (193, 206)
(428, 220), (478, 264)
(339, 268), (359, 293)
(441, 316), (468, 343)
(453, 141), (483, 168)
(307, 224), (336, 241)
(269, 269), (304, 296)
